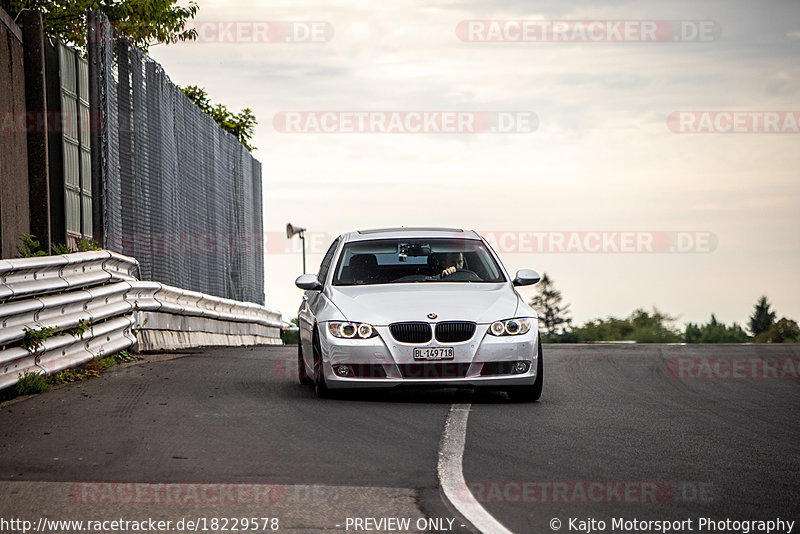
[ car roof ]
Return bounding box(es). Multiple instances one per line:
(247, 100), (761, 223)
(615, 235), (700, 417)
(342, 227), (481, 242)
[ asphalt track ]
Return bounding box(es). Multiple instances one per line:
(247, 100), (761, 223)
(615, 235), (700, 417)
(0, 344), (797, 533)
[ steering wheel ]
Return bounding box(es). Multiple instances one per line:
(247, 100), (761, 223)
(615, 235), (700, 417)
(440, 268), (481, 281)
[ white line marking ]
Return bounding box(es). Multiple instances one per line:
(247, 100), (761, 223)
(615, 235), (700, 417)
(438, 403), (513, 534)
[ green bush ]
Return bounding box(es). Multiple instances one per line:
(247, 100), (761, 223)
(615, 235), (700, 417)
(51, 243), (71, 254)
(684, 315), (751, 343)
(550, 308), (682, 343)
(13, 371), (50, 396)
(16, 233), (101, 257)
(76, 238), (101, 251)
(16, 234), (47, 257)
(115, 350), (136, 363)
(755, 318), (800, 343)
(281, 329), (299, 345)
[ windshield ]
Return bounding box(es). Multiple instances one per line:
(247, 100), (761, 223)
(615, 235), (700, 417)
(332, 238), (506, 285)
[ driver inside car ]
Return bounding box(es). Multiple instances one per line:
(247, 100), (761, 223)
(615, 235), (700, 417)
(438, 252), (464, 278)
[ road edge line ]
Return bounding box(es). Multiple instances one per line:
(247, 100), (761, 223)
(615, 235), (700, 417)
(438, 403), (514, 534)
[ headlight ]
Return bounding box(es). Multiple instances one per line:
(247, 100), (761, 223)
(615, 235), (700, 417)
(357, 323), (374, 338)
(488, 318), (533, 336)
(489, 321), (506, 336)
(328, 321), (378, 339)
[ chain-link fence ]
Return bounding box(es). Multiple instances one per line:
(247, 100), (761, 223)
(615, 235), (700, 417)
(87, 12), (264, 305)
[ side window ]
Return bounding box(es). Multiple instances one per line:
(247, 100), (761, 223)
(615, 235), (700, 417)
(316, 238), (340, 286)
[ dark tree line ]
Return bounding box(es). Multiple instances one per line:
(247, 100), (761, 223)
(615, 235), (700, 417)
(529, 275), (798, 343)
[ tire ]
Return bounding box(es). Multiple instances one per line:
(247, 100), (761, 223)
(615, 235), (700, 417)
(298, 342), (313, 385)
(312, 328), (332, 398)
(507, 339), (543, 402)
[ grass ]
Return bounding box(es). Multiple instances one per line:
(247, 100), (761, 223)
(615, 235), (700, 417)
(1, 350), (139, 401)
(11, 371), (51, 396)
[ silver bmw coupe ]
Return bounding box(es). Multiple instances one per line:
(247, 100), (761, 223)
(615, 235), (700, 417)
(294, 227), (543, 401)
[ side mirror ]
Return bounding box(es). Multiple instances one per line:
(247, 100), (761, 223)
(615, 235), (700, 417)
(295, 274), (322, 291)
(512, 269), (540, 287)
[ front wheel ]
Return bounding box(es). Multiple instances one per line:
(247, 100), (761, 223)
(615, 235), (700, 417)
(507, 339), (543, 402)
(298, 342), (313, 385)
(312, 328), (332, 398)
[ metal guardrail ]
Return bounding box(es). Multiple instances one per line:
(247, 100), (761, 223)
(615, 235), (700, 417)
(130, 283), (284, 352)
(0, 315), (137, 390)
(0, 281), (134, 346)
(0, 251), (282, 391)
(0, 251), (140, 301)
(0, 252), (141, 390)
(127, 282), (283, 329)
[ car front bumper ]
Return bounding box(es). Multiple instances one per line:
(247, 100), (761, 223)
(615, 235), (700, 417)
(319, 323), (539, 389)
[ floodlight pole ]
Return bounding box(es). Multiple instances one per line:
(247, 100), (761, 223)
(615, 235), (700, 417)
(286, 223), (308, 274)
(299, 231), (306, 273)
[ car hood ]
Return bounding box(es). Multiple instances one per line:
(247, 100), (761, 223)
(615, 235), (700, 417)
(327, 283), (524, 325)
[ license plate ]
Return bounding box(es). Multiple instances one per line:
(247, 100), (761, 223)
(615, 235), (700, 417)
(413, 347), (454, 361)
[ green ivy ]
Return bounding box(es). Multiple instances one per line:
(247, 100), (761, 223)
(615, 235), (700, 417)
(16, 234), (48, 257)
(16, 233), (101, 257)
(180, 86), (257, 151)
(21, 325), (60, 352)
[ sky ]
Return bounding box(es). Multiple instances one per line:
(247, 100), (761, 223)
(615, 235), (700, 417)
(148, 0), (800, 328)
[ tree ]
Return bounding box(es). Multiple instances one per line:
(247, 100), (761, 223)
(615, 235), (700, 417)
(0, 0), (198, 52)
(569, 316), (631, 342)
(684, 314), (751, 343)
(180, 86), (258, 151)
(627, 308), (682, 343)
(748, 296), (776, 336)
(564, 308), (682, 343)
(756, 318), (800, 343)
(529, 273), (571, 336)
(281, 317), (300, 344)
